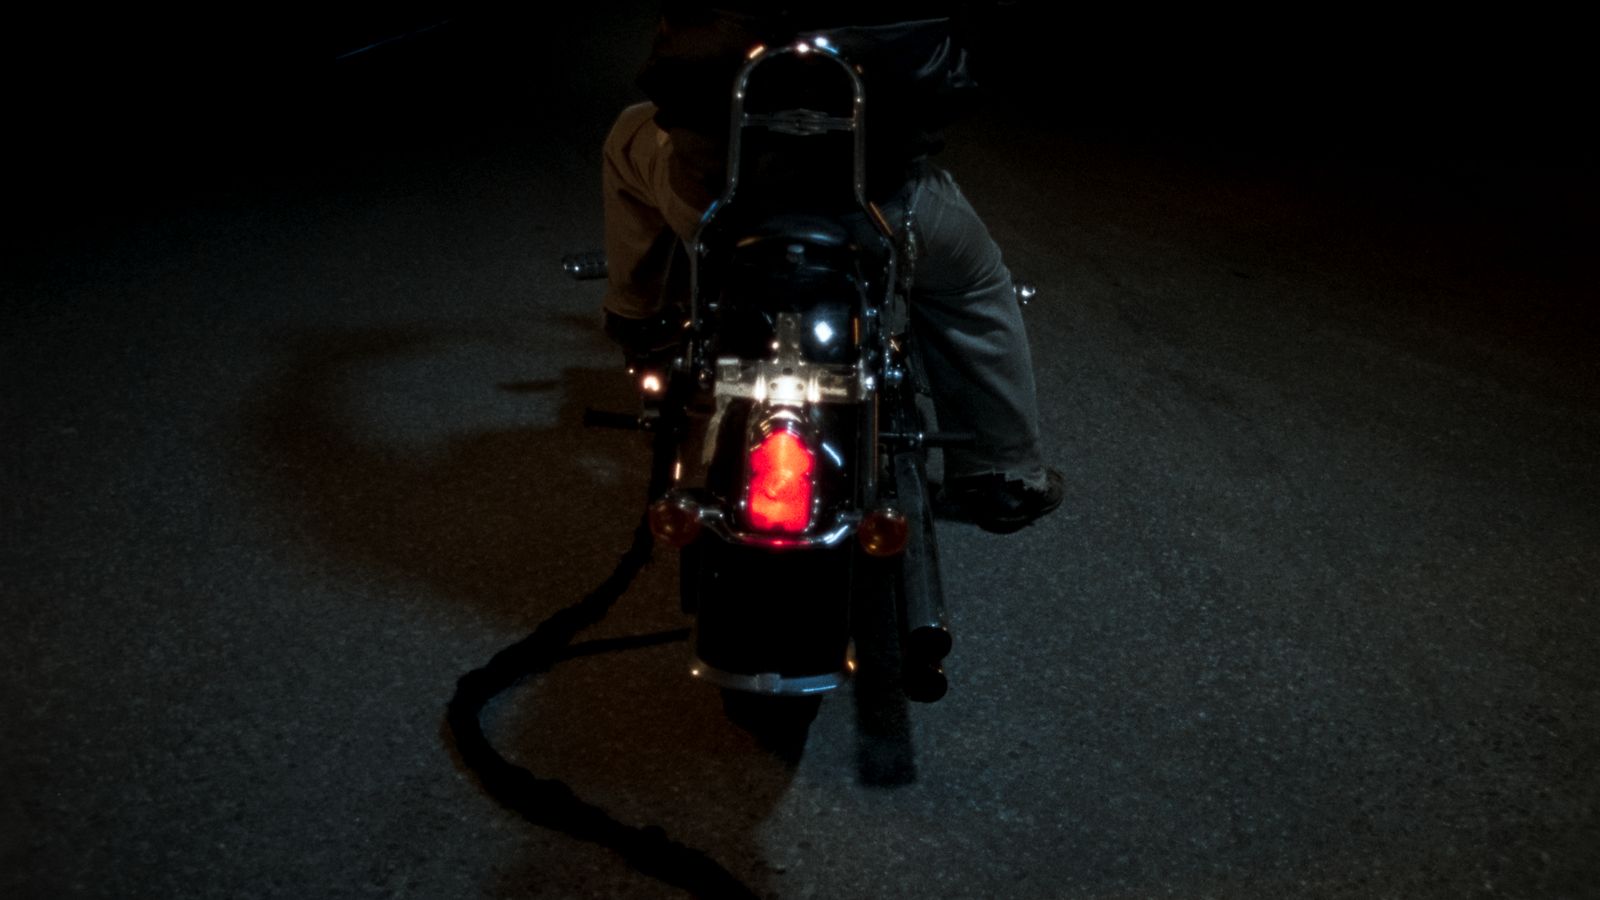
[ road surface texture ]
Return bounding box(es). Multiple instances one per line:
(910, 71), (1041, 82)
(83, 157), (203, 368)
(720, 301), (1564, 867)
(6, 7), (1596, 898)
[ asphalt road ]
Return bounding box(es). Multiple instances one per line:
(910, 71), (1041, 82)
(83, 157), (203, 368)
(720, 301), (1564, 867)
(6, 8), (1597, 898)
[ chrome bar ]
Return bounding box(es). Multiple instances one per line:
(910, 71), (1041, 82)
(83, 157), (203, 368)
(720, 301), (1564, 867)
(690, 657), (848, 695)
(696, 505), (861, 549)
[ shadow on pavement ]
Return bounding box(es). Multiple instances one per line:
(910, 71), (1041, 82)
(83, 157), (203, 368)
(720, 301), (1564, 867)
(241, 325), (648, 624)
(240, 323), (806, 896)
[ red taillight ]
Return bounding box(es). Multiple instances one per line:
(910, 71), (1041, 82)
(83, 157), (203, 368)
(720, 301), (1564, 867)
(746, 429), (814, 533)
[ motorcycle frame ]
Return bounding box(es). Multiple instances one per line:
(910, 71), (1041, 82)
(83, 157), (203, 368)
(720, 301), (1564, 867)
(653, 37), (938, 697)
(676, 38), (900, 545)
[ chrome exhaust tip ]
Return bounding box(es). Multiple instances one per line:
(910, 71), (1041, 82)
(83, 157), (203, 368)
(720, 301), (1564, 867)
(902, 660), (948, 704)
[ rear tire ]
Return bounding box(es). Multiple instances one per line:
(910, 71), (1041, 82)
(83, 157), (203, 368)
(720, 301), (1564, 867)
(850, 551), (918, 784)
(720, 690), (822, 759)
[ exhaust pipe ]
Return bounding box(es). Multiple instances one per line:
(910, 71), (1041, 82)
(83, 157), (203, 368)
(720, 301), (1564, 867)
(902, 661), (948, 704)
(892, 449), (951, 700)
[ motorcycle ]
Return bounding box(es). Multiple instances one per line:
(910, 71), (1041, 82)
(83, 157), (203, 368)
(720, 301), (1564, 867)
(576, 36), (961, 732)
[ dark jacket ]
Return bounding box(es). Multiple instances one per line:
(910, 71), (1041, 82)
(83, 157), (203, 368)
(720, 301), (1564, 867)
(637, 5), (982, 197)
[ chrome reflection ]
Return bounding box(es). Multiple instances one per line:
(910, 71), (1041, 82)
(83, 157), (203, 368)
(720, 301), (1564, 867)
(690, 657), (847, 695)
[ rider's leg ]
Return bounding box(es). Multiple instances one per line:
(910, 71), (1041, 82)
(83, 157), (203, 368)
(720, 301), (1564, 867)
(898, 166), (1062, 530)
(903, 168), (1045, 481)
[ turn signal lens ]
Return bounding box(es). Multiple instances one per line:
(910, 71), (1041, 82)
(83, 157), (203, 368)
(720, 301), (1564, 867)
(747, 430), (814, 533)
(858, 506), (909, 556)
(649, 495), (702, 548)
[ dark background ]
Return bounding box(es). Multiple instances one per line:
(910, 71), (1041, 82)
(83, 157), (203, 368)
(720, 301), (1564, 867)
(13, 6), (1591, 365)
(11, 6), (1593, 209)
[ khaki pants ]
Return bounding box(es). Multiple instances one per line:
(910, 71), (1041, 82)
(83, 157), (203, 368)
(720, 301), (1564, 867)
(601, 102), (1045, 482)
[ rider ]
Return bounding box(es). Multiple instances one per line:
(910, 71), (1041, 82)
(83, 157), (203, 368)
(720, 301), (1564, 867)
(600, 4), (1063, 533)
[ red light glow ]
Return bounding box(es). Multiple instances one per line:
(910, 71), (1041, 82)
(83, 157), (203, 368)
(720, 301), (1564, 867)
(747, 430), (814, 533)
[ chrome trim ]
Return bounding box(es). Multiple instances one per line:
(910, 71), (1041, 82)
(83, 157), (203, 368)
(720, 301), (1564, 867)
(724, 40), (868, 212)
(713, 360), (861, 403)
(862, 385), (879, 506)
(654, 488), (861, 549)
(689, 39), (870, 333)
(690, 657), (848, 696)
(698, 505), (860, 549)
(712, 313), (864, 406)
(744, 110), (854, 136)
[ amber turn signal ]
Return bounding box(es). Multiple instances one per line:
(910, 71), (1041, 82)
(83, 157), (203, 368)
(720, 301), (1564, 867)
(858, 506), (908, 557)
(649, 495), (702, 548)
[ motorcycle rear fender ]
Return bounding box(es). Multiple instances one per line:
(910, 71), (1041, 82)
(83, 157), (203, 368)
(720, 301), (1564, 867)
(684, 537), (854, 694)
